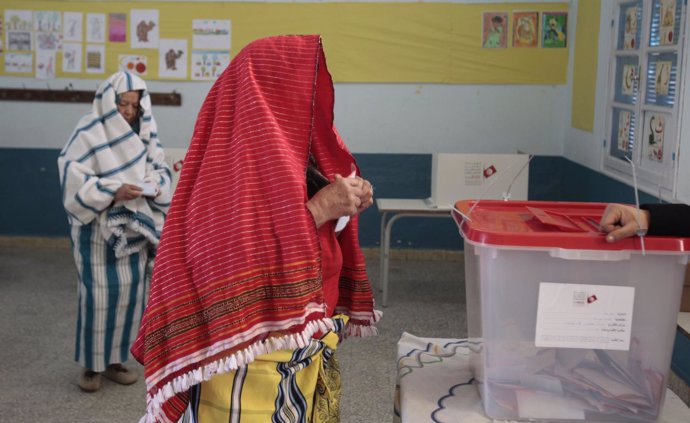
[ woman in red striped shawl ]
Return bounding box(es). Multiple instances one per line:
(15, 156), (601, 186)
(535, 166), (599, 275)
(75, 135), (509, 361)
(132, 35), (381, 423)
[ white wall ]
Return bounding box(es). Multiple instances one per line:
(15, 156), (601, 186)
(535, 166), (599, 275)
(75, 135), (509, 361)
(0, 75), (568, 155)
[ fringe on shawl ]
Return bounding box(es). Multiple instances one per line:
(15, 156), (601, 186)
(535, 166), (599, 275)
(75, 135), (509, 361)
(138, 314), (381, 423)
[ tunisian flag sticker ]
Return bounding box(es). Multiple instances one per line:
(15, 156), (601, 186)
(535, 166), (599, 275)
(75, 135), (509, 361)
(483, 165), (497, 178)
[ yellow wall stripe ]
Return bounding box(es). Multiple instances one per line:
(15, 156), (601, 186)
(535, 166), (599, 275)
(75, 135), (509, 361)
(2, 1), (569, 84)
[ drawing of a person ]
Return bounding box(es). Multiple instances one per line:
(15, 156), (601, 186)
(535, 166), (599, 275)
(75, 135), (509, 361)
(484, 15), (505, 48)
(545, 17), (565, 42)
(515, 16), (536, 47)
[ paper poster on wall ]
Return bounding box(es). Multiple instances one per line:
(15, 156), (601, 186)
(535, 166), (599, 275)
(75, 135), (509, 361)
(191, 50), (230, 80)
(36, 31), (60, 51)
(159, 39), (187, 79)
(655, 61), (671, 96)
(62, 42), (82, 73)
(482, 12), (508, 48)
(659, 0), (676, 45)
(35, 49), (56, 79)
(0, 16), (3, 53)
(85, 44), (105, 73)
(109, 13), (126, 43)
(119, 54), (148, 76)
(192, 19), (231, 50)
(7, 31), (31, 51)
(4, 52), (32, 73)
(617, 110), (632, 152)
(63, 12), (82, 43)
(621, 65), (636, 96)
(623, 6), (637, 49)
(645, 113), (665, 162)
(86, 13), (105, 43)
(541, 11), (567, 48)
(5, 10), (32, 31)
(512, 12), (538, 48)
(131, 10), (159, 49)
(34, 11), (60, 33)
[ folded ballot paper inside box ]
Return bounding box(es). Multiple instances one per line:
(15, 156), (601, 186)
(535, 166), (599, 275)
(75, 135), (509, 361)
(452, 200), (690, 422)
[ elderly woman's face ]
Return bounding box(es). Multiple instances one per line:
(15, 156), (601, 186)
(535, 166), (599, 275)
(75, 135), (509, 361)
(117, 90), (141, 125)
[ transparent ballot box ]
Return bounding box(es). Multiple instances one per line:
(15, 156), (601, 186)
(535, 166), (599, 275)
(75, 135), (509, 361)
(452, 200), (690, 422)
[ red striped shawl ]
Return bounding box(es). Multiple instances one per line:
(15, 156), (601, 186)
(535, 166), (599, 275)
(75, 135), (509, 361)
(131, 35), (380, 423)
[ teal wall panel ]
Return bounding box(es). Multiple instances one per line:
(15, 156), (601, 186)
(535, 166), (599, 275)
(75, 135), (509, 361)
(0, 149), (68, 236)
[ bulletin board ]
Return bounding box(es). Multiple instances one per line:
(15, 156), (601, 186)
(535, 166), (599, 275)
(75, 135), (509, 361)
(1, 1), (569, 84)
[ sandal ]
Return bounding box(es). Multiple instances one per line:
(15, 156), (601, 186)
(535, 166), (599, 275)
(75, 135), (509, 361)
(103, 363), (138, 385)
(79, 369), (102, 392)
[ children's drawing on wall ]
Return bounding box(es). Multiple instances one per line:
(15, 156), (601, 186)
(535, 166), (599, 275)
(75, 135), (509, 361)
(659, 0), (676, 45)
(86, 13), (105, 43)
(622, 65), (636, 96)
(63, 12), (82, 43)
(655, 61), (671, 96)
(623, 6), (638, 49)
(34, 11), (61, 33)
(192, 50), (230, 80)
(192, 19), (231, 50)
(5, 10), (32, 31)
(109, 13), (126, 43)
(512, 12), (538, 48)
(542, 12), (567, 48)
(645, 114), (665, 162)
(119, 54), (148, 76)
(4, 52), (32, 73)
(62, 43), (82, 73)
(131, 9), (159, 49)
(85, 44), (105, 74)
(36, 32), (60, 50)
(5, 10), (32, 52)
(7, 31), (31, 51)
(617, 110), (632, 152)
(159, 39), (187, 79)
(36, 49), (56, 80)
(482, 12), (508, 48)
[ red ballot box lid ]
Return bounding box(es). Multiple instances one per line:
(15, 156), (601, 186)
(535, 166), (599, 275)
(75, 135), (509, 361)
(452, 200), (690, 252)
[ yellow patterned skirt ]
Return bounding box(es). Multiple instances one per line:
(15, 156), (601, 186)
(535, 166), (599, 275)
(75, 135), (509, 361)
(184, 315), (346, 423)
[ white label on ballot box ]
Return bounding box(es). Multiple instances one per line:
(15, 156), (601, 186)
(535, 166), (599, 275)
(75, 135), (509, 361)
(535, 282), (635, 351)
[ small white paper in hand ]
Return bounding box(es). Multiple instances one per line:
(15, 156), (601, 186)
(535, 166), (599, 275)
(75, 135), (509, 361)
(141, 182), (158, 197)
(334, 170), (357, 232)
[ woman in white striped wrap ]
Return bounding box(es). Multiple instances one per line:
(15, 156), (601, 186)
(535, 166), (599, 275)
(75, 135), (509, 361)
(58, 71), (172, 392)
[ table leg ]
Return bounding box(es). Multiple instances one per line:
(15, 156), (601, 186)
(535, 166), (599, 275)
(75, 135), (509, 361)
(378, 211), (388, 294)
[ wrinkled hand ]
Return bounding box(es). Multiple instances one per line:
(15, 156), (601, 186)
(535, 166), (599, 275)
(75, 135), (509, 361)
(599, 203), (650, 243)
(306, 174), (374, 228)
(114, 183), (143, 202)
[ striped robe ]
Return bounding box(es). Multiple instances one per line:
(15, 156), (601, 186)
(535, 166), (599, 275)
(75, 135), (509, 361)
(58, 71), (172, 372)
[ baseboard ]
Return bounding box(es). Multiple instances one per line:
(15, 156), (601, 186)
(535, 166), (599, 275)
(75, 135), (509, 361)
(669, 370), (690, 407)
(361, 247), (464, 262)
(0, 236), (70, 249)
(0, 237), (465, 262)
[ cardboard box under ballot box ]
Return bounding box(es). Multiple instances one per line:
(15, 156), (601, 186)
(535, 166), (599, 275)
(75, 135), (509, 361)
(453, 200), (690, 422)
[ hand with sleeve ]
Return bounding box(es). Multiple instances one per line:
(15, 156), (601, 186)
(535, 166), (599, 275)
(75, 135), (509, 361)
(599, 203), (650, 243)
(114, 183), (144, 202)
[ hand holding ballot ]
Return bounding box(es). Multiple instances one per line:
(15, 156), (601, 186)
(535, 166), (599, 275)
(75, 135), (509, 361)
(599, 203), (650, 243)
(306, 167), (374, 229)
